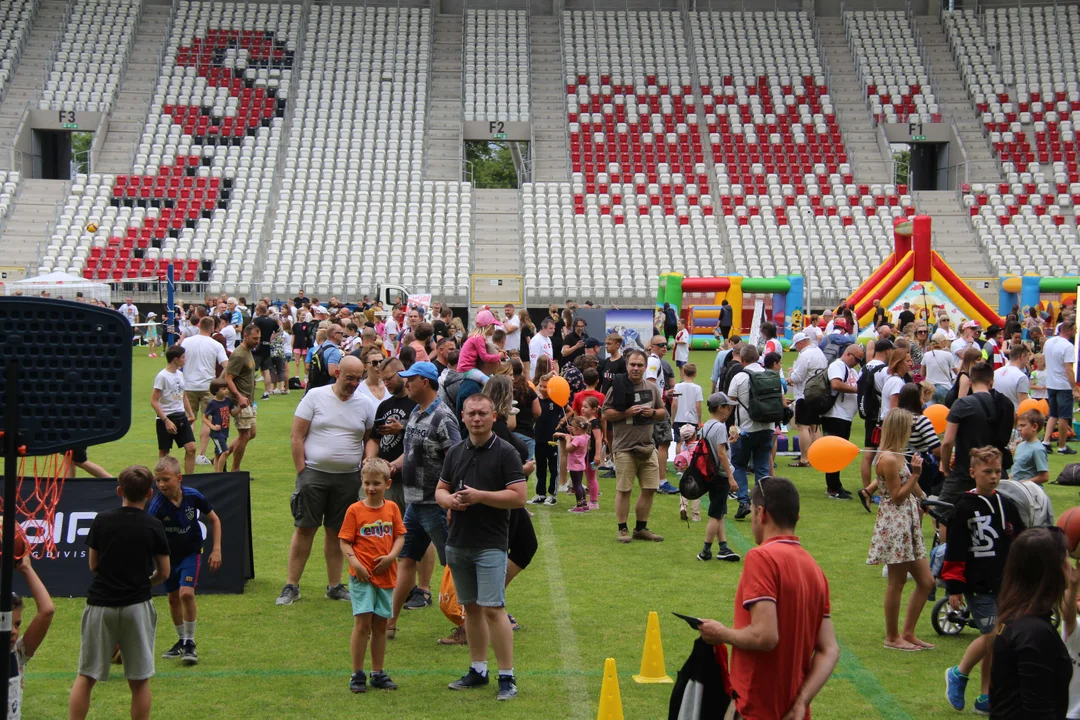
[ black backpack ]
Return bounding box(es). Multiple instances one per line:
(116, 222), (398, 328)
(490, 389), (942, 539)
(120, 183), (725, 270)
(306, 344), (333, 393)
(734, 369), (786, 425)
(720, 360), (744, 394)
(1055, 463), (1080, 486)
(857, 363), (888, 420)
(678, 421), (725, 500)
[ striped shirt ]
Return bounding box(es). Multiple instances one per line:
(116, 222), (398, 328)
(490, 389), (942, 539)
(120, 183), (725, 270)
(907, 414), (941, 453)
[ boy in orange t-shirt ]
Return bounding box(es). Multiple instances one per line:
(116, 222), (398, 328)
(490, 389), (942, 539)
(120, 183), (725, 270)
(338, 458), (406, 694)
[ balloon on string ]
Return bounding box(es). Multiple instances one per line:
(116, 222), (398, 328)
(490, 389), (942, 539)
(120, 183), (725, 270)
(807, 436), (861, 474)
(924, 403), (949, 434)
(547, 376), (571, 406)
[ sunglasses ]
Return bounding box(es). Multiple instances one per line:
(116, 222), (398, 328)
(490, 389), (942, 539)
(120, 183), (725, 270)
(653, 342), (667, 348)
(757, 475), (776, 514)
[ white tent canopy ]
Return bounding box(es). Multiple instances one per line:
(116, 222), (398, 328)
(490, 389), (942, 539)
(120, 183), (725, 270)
(4, 271), (112, 303)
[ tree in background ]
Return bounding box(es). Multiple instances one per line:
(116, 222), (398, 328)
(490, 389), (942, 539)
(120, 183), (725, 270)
(465, 141), (521, 189)
(71, 132), (93, 175)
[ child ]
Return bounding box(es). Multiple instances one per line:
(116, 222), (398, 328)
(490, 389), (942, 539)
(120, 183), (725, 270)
(1011, 409), (1050, 484)
(674, 319), (690, 368)
(674, 424), (701, 522)
(148, 456), (222, 667)
(671, 362), (704, 441)
(1030, 353), (1047, 400)
(337, 458), (405, 693)
(944, 446), (1026, 713)
(145, 312), (159, 358)
(150, 345), (197, 475)
(204, 378), (239, 472)
(530, 373), (565, 506)
(554, 417), (592, 513)
(696, 392), (740, 562)
(68, 465), (171, 720)
(9, 553), (54, 719)
(571, 367), (606, 415)
(580, 396), (603, 510)
(918, 380), (935, 408)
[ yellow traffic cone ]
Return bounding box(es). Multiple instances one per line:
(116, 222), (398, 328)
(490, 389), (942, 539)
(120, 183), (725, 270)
(632, 611), (673, 683)
(596, 657), (624, 720)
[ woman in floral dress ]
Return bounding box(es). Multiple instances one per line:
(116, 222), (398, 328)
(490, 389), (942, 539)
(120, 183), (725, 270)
(867, 409), (936, 651)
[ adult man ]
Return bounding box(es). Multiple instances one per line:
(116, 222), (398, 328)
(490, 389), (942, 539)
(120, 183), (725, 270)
(788, 332), (828, 469)
(940, 362), (1002, 508)
(431, 336), (456, 377)
(277, 356), (374, 606)
(993, 344), (1032, 410)
(502, 304), (521, 353)
(349, 327), (379, 360)
(436, 394), (527, 700)
(307, 324), (344, 392)
(599, 333), (625, 393)
(898, 302), (916, 331)
(181, 316), (229, 465)
(119, 296), (139, 327)
(951, 321), (979, 360)
(434, 305), (454, 341)
(718, 299), (734, 340)
(603, 349), (665, 543)
(728, 345), (775, 519)
(251, 303), (279, 400)
(711, 335), (741, 393)
(872, 298), (890, 329)
(388, 362), (462, 637)
(384, 307), (403, 355)
(698, 478), (838, 720)
(226, 297), (243, 333)
(225, 324), (260, 471)
(1043, 320), (1079, 455)
(406, 308), (422, 337)
(821, 309), (835, 335)
(529, 318), (555, 368)
(820, 343), (864, 500)
(562, 317), (588, 367)
(293, 289), (307, 307)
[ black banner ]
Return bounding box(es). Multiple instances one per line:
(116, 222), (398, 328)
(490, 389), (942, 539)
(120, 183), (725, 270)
(12, 473), (253, 598)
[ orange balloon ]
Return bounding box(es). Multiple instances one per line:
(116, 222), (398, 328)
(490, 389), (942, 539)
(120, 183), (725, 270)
(547, 376), (571, 407)
(1017, 398), (1046, 417)
(1037, 399), (1050, 416)
(807, 436), (861, 474)
(924, 403), (949, 434)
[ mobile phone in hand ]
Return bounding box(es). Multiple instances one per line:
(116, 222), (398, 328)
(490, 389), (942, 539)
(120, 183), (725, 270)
(672, 612), (703, 630)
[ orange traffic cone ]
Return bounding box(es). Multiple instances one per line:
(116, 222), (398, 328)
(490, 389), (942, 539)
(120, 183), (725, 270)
(596, 657), (624, 720)
(632, 611), (673, 683)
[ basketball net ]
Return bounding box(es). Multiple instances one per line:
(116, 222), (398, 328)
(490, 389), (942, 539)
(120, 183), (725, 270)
(0, 452), (70, 560)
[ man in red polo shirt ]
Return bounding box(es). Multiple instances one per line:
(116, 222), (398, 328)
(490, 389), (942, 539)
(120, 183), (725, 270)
(698, 477), (839, 719)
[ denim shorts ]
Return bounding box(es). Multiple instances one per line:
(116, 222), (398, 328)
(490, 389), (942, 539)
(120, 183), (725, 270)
(1048, 388), (1075, 420)
(400, 502), (449, 565)
(349, 577), (394, 619)
(445, 546), (508, 607)
(513, 432), (536, 461)
(964, 592), (998, 635)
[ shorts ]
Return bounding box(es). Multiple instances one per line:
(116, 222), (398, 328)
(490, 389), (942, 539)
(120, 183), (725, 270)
(252, 351), (273, 372)
(290, 467), (361, 530)
(156, 413), (195, 451)
(1048, 388), (1075, 420)
(185, 390), (212, 420)
(653, 419), (673, 449)
(70, 447), (88, 464)
(707, 480), (729, 520)
(164, 554), (201, 594)
(385, 478), (405, 513)
(293, 348), (308, 360)
(349, 577), (394, 619)
(614, 448), (660, 492)
(445, 546), (508, 607)
(513, 432), (536, 461)
(210, 433), (230, 456)
(794, 398), (819, 426)
(964, 592), (998, 635)
(400, 502), (450, 565)
(864, 421), (881, 448)
(77, 600), (158, 681)
(235, 404), (257, 430)
(507, 508), (538, 569)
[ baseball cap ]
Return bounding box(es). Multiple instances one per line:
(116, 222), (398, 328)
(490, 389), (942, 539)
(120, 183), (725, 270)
(833, 318), (848, 332)
(475, 309), (503, 328)
(584, 337), (602, 348)
(962, 320), (979, 330)
(398, 361), (440, 382)
(707, 392), (736, 411)
(679, 424), (697, 441)
(792, 332), (809, 345)
(314, 305), (329, 315)
(146, 312), (157, 319)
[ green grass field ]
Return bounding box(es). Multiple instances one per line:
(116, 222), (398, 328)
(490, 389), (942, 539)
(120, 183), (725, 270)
(21, 348), (1080, 719)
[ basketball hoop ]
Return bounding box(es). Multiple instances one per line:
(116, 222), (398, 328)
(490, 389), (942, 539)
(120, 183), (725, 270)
(1, 451), (70, 560)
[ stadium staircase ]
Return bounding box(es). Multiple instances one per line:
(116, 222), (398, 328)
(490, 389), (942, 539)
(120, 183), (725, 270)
(528, 15), (567, 183)
(473, 188), (521, 278)
(1, 178), (67, 268)
(426, 14), (464, 182)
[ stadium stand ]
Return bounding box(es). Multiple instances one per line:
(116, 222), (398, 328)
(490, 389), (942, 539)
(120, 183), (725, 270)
(464, 9), (529, 123)
(0, 169), (19, 230)
(0, 0), (37, 104)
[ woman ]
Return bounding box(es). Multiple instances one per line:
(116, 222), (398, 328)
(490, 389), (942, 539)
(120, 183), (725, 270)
(923, 331), (956, 404)
(910, 322), (930, 380)
(867, 409), (934, 651)
(897, 382), (942, 494)
(879, 349), (913, 421)
(518, 310), (536, 378)
(511, 358), (539, 460)
(357, 348), (387, 406)
(989, 527), (1071, 717)
(1025, 306), (1043, 334)
(945, 346), (983, 406)
(292, 311), (312, 386)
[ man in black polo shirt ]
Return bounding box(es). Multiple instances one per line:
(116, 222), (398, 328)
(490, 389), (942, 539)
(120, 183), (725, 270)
(436, 394), (527, 701)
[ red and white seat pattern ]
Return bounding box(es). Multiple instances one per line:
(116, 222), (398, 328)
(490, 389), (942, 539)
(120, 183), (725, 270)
(40, 2), (298, 292)
(844, 11), (939, 124)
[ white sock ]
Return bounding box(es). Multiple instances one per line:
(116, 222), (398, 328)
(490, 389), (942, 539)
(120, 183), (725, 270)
(183, 620), (196, 642)
(471, 661), (488, 676)
(499, 667), (514, 678)
(175, 624), (184, 641)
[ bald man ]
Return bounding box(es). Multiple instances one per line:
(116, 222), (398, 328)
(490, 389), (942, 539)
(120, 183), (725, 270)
(278, 355), (376, 606)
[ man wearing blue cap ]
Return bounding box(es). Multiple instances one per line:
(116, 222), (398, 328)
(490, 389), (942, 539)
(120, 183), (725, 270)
(387, 361), (462, 638)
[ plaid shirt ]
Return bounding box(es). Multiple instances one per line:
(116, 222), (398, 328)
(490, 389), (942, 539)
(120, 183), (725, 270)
(402, 398), (461, 504)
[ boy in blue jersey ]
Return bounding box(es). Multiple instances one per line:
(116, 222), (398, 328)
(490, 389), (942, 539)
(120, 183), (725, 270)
(203, 378), (238, 472)
(148, 457), (222, 667)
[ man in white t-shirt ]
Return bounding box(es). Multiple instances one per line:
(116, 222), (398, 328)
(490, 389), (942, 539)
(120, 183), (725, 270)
(502, 303), (521, 352)
(181, 316), (230, 465)
(821, 343), (864, 500)
(118, 297), (139, 327)
(993, 344), (1031, 410)
(529, 317), (555, 368)
(951, 321), (979, 360)
(788, 332), (828, 467)
(1043, 320), (1079, 455)
(384, 307), (403, 356)
(150, 345), (197, 474)
(280, 355), (374, 605)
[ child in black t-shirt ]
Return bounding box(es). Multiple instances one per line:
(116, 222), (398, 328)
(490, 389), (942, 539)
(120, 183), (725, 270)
(68, 465), (171, 720)
(530, 373), (568, 506)
(203, 378), (239, 472)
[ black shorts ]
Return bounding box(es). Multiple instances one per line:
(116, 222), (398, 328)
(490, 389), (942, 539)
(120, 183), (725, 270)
(507, 508), (538, 570)
(707, 481), (729, 520)
(653, 419), (673, 449)
(156, 413), (195, 451)
(794, 398), (819, 426)
(252, 351), (272, 372)
(864, 420), (881, 448)
(70, 447), (88, 464)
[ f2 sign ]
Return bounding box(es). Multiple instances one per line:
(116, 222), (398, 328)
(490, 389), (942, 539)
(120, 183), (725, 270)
(489, 121), (507, 139)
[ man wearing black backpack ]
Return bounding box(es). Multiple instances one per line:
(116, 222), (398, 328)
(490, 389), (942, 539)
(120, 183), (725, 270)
(305, 324), (344, 394)
(728, 345), (783, 520)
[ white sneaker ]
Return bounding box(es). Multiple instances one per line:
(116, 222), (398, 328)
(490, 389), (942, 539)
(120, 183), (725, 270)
(558, 483), (570, 494)
(195, 455), (212, 466)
